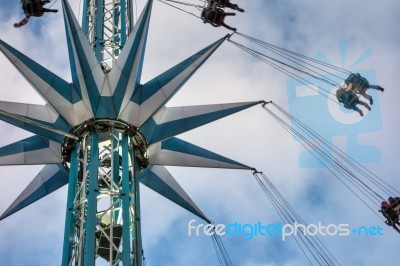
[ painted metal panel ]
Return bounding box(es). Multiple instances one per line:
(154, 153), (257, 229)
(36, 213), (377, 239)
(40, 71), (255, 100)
(0, 40), (75, 104)
(110, 0), (153, 113)
(62, 0), (103, 116)
(140, 101), (263, 143)
(0, 101), (71, 132)
(139, 165), (209, 222)
(0, 40), (92, 126)
(136, 36), (227, 126)
(118, 100), (140, 126)
(0, 110), (67, 143)
(0, 135), (61, 165)
(0, 164), (68, 220)
(148, 137), (251, 169)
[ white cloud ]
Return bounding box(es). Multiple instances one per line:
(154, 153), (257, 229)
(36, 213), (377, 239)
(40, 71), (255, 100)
(0, 0), (399, 265)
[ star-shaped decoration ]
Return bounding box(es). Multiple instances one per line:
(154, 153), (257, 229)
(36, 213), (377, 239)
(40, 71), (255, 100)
(0, 0), (262, 229)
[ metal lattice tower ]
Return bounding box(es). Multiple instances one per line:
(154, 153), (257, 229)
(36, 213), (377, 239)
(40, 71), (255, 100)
(0, 0), (261, 265)
(61, 121), (146, 265)
(82, 0), (134, 72)
(62, 1), (142, 264)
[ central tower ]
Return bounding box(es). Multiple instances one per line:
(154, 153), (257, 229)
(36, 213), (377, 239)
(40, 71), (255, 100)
(62, 1), (144, 265)
(83, 0), (134, 71)
(62, 120), (146, 265)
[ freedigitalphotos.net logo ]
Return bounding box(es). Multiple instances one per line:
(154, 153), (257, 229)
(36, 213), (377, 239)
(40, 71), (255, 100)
(188, 219), (384, 241)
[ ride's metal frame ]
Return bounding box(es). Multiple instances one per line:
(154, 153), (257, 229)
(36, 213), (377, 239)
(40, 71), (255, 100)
(62, 121), (146, 265)
(82, 0), (133, 72)
(63, 1), (142, 264)
(0, 0), (260, 265)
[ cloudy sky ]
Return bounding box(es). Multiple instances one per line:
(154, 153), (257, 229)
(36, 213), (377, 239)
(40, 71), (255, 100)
(0, 0), (400, 265)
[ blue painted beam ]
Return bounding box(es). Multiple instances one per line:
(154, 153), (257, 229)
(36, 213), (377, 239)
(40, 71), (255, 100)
(148, 137), (252, 169)
(0, 135), (61, 165)
(141, 101), (263, 144)
(139, 165), (210, 223)
(0, 164), (69, 221)
(109, 0), (153, 114)
(84, 132), (99, 266)
(62, 143), (80, 265)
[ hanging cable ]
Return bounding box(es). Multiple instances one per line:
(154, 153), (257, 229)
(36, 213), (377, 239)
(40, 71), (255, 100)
(260, 102), (398, 220)
(162, 0), (203, 8)
(236, 32), (352, 75)
(272, 102), (400, 197)
(225, 33), (373, 110)
(157, 0), (202, 18)
(252, 170), (341, 266)
(229, 38), (361, 109)
(228, 39), (339, 87)
(252, 172), (315, 265)
(262, 172), (340, 266)
(47, 0), (59, 8)
(264, 105), (384, 220)
(263, 104), (381, 204)
(210, 226), (233, 266)
(267, 102), (388, 202)
(211, 234), (224, 266)
(227, 38), (342, 105)
(156, 0), (352, 106)
(231, 37), (344, 86)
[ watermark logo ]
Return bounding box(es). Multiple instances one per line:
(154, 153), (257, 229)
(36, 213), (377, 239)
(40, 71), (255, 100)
(188, 219), (384, 241)
(286, 40), (382, 168)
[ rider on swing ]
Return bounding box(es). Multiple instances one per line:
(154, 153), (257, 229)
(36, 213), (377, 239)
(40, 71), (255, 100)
(336, 73), (385, 116)
(345, 73), (384, 106)
(211, 0), (245, 12)
(336, 85), (371, 117)
(14, 0), (58, 28)
(201, 0), (244, 31)
(380, 201), (400, 233)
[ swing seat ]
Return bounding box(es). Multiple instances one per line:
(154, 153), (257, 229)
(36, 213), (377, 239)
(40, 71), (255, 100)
(21, 0), (51, 17)
(201, 8), (224, 27)
(345, 73), (370, 90)
(338, 91), (358, 110)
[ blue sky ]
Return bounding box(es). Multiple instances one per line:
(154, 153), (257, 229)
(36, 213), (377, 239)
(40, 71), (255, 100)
(0, 0), (400, 265)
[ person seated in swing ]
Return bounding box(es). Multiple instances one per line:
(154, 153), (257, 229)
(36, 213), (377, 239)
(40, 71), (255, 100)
(336, 86), (371, 117)
(14, 0), (58, 28)
(208, 0), (245, 12)
(379, 201), (400, 233)
(201, 6), (237, 31)
(389, 197), (400, 212)
(345, 73), (384, 105)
